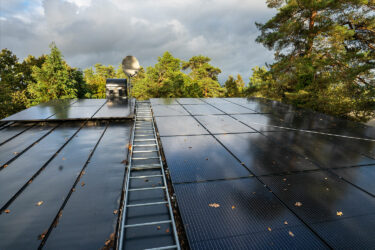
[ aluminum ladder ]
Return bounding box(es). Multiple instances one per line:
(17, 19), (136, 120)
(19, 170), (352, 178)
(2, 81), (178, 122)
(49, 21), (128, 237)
(118, 101), (180, 250)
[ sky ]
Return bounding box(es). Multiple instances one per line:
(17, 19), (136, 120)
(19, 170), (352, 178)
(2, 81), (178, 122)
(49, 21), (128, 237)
(0, 0), (276, 83)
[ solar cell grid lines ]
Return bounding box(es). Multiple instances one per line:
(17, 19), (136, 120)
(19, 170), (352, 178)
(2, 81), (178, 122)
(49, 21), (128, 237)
(0, 120), (132, 249)
(2, 97), (375, 249)
(152, 97), (375, 249)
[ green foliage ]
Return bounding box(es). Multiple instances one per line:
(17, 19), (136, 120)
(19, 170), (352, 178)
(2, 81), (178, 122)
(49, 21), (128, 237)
(83, 64), (117, 98)
(250, 0), (375, 121)
(132, 52), (225, 99)
(0, 49), (47, 118)
(225, 74), (245, 97)
(28, 43), (83, 105)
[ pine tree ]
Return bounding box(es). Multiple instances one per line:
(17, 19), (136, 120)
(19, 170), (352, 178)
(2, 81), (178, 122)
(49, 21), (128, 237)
(28, 43), (79, 105)
(253, 0), (375, 121)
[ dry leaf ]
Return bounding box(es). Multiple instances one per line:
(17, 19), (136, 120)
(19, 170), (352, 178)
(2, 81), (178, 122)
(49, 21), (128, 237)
(81, 182), (85, 187)
(284, 221), (288, 225)
(166, 228), (170, 233)
(231, 205), (236, 210)
(104, 240), (111, 246)
(289, 231), (295, 237)
(209, 203), (220, 208)
(62, 157), (66, 160)
(38, 230), (48, 240)
(36, 201), (44, 206)
(121, 159), (128, 165)
(3, 164), (8, 168)
(336, 211), (343, 216)
(128, 144), (132, 150)
(4, 209), (10, 214)
(157, 226), (161, 230)
(13, 152), (18, 155)
(268, 227), (272, 231)
(113, 210), (118, 215)
(294, 202), (302, 207)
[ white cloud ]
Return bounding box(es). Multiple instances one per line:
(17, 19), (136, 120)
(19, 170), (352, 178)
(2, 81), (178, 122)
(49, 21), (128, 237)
(0, 0), (276, 83)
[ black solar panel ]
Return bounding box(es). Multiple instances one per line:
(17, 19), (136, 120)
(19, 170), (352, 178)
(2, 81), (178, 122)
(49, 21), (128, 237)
(215, 133), (319, 175)
(150, 98), (179, 105)
(263, 131), (375, 168)
(154, 116), (208, 136)
(0, 124), (107, 249)
(152, 105), (189, 116)
(174, 179), (327, 248)
(2, 99), (75, 121)
(152, 97), (375, 249)
(176, 98), (205, 105)
(2, 98), (135, 122)
(195, 115), (255, 134)
(160, 135), (252, 183)
(183, 104), (224, 115)
(44, 121), (131, 249)
(93, 98), (135, 118)
(333, 166), (375, 195)
(260, 171), (375, 248)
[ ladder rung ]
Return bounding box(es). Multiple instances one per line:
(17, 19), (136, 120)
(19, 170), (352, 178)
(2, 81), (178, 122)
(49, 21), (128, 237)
(130, 174), (163, 179)
(135, 134), (155, 137)
(133, 144), (157, 147)
(133, 150), (158, 153)
(128, 186), (165, 191)
(131, 166), (161, 171)
(145, 245), (178, 250)
(132, 157), (159, 160)
(134, 139), (156, 142)
(125, 220), (171, 228)
(127, 201), (167, 207)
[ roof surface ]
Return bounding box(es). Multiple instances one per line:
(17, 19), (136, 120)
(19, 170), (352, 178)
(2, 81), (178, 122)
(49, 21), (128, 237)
(1, 97), (375, 249)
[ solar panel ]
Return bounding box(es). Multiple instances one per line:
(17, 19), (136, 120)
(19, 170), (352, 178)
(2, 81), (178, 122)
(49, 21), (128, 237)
(150, 97), (375, 249)
(0, 124), (107, 249)
(69, 99), (107, 106)
(195, 115), (255, 134)
(0, 123), (57, 166)
(215, 133), (319, 175)
(0, 123), (34, 145)
(43, 121), (132, 249)
(154, 116), (208, 136)
(174, 178), (327, 248)
(260, 171), (375, 248)
(176, 98), (205, 105)
(183, 104), (224, 115)
(207, 102), (256, 114)
(152, 104), (189, 116)
(150, 98), (179, 105)
(93, 98), (135, 119)
(0, 122), (81, 209)
(160, 135), (251, 183)
(48, 106), (103, 120)
(332, 166), (375, 195)
(263, 131), (375, 168)
(2, 99), (75, 121)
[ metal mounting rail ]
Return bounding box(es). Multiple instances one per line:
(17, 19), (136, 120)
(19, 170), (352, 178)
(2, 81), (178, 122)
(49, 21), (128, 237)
(118, 101), (180, 250)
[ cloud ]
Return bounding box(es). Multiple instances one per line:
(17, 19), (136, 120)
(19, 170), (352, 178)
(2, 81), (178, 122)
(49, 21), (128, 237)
(0, 0), (276, 83)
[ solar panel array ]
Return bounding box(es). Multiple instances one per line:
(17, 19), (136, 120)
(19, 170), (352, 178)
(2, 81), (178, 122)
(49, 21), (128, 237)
(0, 120), (132, 249)
(2, 98), (135, 122)
(151, 97), (375, 249)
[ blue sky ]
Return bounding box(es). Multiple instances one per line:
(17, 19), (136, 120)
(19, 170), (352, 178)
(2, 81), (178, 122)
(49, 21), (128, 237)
(0, 0), (276, 83)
